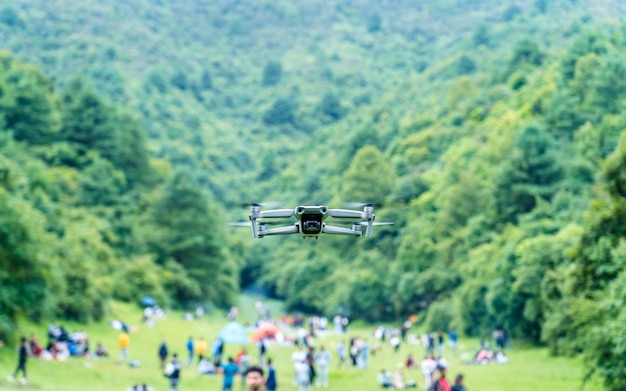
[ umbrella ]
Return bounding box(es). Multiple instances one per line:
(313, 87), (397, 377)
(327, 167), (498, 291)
(140, 296), (157, 307)
(250, 322), (279, 341)
(218, 322), (249, 345)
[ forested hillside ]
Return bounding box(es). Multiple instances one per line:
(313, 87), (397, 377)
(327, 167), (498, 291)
(4, 0), (626, 389)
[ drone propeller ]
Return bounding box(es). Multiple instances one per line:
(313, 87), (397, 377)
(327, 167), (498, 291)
(330, 220), (394, 226)
(226, 221), (289, 227)
(227, 222), (253, 227)
(340, 202), (374, 208)
(249, 201), (283, 208)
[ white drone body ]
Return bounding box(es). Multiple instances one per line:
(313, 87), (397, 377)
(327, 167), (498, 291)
(229, 203), (392, 239)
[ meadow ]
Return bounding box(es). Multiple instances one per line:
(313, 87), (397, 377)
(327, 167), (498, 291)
(0, 296), (604, 391)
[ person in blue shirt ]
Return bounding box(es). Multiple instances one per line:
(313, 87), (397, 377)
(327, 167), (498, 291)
(185, 337), (194, 366)
(221, 357), (240, 391)
(159, 339), (169, 369)
(266, 358), (277, 391)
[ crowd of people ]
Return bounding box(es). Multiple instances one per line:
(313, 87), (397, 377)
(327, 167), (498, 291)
(3, 299), (515, 391)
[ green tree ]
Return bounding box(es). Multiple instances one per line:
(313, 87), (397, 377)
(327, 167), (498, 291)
(171, 71), (188, 90)
(342, 145), (394, 206)
(3, 64), (61, 143)
(495, 126), (564, 222)
(0, 192), (58, 339)
(201, 70), (212, 90)
(456, 54), (476, 75)
(149, 170), (236, 306)
(263, 98), (295, 126)
(473, 24), (490, 47)
(367, 13), (382, 33)
(509, 39), (544, 70)
(262, 61), (283, 87)
(0, 7), (25, 28)
(318, 92), (345, 122)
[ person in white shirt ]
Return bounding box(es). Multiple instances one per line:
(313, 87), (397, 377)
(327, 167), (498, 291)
(291, 346), (307, 386)
(295, 361), (310, 391)
(421, 355), (437, 388)
(314, 346), (332, 388)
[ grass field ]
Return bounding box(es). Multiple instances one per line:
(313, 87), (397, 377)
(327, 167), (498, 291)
(0, 296), (605, 391)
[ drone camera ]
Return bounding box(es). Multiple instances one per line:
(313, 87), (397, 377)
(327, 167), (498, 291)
(304, 221), (321, 231)
(301, 214), (323, 234)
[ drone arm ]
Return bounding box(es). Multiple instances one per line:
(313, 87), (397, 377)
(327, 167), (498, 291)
(323, 225), (361, 237)
(258, 225), (300, 237)
(326, 209), (364, 219)
(258, 209), (296, 218)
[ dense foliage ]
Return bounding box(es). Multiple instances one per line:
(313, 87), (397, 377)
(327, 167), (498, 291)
(3, 0), (626, 388)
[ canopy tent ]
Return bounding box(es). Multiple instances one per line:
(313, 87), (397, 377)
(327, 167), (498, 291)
(140, 296), (157, 307)
(249, 321), (279, 341)
(218, 322), (249, 345)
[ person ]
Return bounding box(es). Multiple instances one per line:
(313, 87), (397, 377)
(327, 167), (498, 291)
(335, 341), (346, 368)
(185, 337), (194, 366)
(306, 346), (316, 387)
(213, 338), (224, 366)
(294, 360), (310, 391)
(198, 357), (217, 374)
(421, 355), (437, 389)
(495, 351), (508, 364)
(95, 342), (109, 357)
(239, 349), (251, 391)
(429, 364), (451, 391)
(117, 331), (130, 365)
(159, 339), (169, 369)
(315, 346), (332, 388)
(196, 305), (204, 319)
(245, 365), (266, 391)
(406, 354), (416, 368)
(196, 337), (207, 364)
(448, 330), (458, 354)
(7, 337), (29, 385)
(164, 353), (182, 391)
(221, 357), (240, 391)
(378, 369), (393, 388)
(127, 384), (154, 391)
(29, 335), (42, 357)
(392, 369), (405, 389)
(266, 359), (277, 391)
(349, 338), (357, 365)
(291, 346), (307, 385)
(357, 339), (370, 369)
(451, 374), (466, 391)
(390, 335), (400, 353)
(257, 338), (267, 366)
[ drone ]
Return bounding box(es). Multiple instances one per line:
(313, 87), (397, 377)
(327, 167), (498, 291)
(228, 203), (393, 239)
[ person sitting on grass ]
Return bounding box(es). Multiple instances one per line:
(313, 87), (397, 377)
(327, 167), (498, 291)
(378, 369), (393, 388)
(392, 368), (405, 389)
(198, 357), (217, 375)
(95, 342), (109, 358)
(406, 354), (416, 368)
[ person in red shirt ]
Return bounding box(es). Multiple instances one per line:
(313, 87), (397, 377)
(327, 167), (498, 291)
(430, 364), (451, 391)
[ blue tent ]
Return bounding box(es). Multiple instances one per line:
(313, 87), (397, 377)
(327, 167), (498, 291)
(140, 296), (157, 307)
(218, 322), (248, 344)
